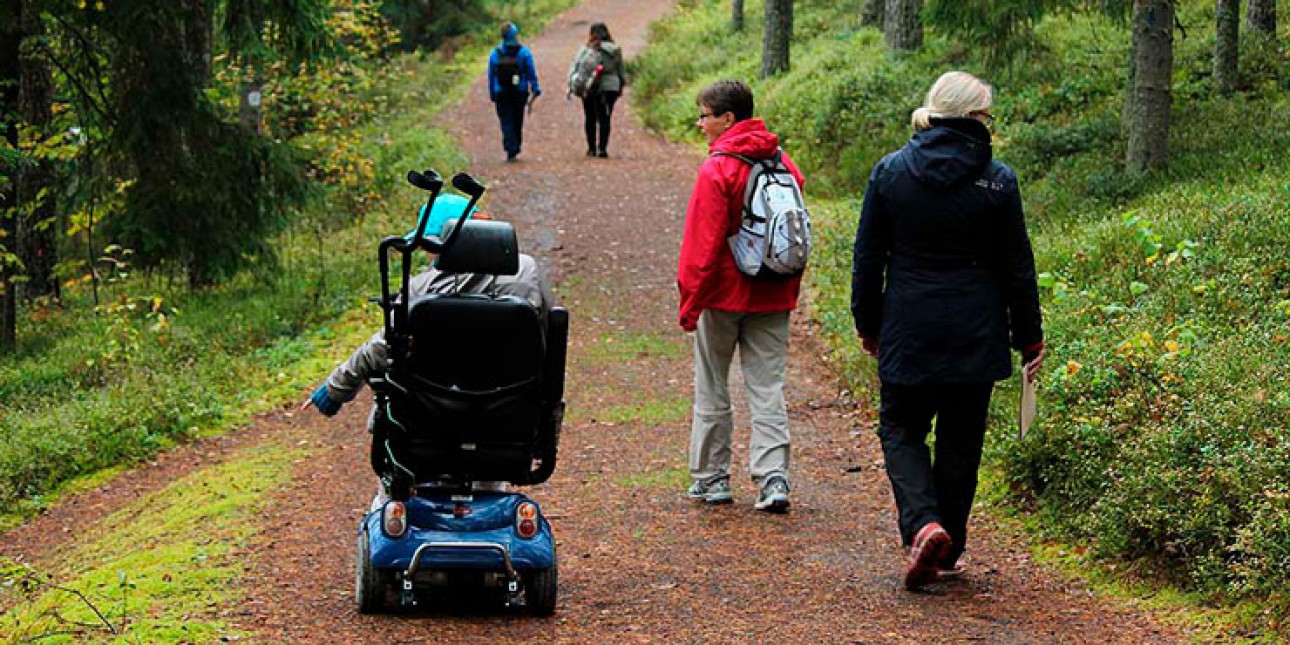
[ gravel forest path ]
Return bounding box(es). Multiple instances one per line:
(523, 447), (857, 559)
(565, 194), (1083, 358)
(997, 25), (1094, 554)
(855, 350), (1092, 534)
(1, 0), (1191, 642)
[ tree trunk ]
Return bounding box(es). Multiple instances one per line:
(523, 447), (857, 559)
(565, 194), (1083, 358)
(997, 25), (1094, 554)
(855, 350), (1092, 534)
(884, 0), (923, 52)
(182, 0), (214, 81)
(1127, 0), (1174, 173)
(732, 0), (744, 31)
(862, 0), (884, 27)
(1214, 0), (1239, 94)
(1, 0), (18, 350)
(1245, 0), (1277, 36)
(760, 0), (792, 78)
(16, 0), (58, 301)
(1122, 17), (1138, 134)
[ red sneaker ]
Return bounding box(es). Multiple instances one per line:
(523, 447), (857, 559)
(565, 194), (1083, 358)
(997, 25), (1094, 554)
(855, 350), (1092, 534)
(904, 522), (952, 589)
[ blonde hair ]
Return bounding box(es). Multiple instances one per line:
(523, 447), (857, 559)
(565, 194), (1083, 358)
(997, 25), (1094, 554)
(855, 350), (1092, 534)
(910, 71), (993, 131)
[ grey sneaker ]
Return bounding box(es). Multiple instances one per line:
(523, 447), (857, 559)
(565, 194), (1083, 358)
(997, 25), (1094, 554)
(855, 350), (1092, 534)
(685, 478), (733, 504)
(754, 477), (790, 513)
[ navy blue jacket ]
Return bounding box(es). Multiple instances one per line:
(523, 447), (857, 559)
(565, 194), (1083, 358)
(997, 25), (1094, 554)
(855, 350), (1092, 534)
(851, 118), (1042, 385)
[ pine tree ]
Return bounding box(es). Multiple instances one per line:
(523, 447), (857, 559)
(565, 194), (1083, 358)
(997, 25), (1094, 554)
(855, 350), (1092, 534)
(884, 0), (923, 52)
(15, 0), (58, 302)
(925, 0), (1055, 65)
(1126, 0), (1174, 172)
(761, 0), (792, 78)
(1245, 0), (1276, 37)
(0, 0), (17, 351)
(1214, 0), (1239, 94)
(862, 0), (884, 27)
(91, 0), (325, 287)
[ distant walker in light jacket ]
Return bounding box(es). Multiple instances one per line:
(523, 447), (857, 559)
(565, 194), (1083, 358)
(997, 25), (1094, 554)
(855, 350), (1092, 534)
(850, 70), (1045, 590)
(567, 22), (624, 158)
(488, 22), (542, 162)
(677, 80), (806, 513)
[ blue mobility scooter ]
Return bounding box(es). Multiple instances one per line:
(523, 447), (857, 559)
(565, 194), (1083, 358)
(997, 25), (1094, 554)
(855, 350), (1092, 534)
(355, 169), (567, 615)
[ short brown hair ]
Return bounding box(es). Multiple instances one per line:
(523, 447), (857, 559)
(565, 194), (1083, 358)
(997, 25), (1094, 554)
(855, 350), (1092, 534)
(696, 80), (754, 122)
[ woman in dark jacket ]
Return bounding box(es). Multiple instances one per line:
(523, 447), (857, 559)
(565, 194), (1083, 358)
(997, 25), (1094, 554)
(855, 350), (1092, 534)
(850, 71), (1044, 590)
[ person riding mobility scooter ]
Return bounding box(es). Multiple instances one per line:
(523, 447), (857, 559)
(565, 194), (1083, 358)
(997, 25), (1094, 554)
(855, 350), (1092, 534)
(355, 169), (568, 615)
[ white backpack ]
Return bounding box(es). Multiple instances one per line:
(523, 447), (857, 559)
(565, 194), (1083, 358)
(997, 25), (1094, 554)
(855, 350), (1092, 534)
(715, 150), (811, 279)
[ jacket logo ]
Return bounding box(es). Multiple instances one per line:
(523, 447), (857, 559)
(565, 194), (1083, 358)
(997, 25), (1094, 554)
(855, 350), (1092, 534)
(974, 178), (1004, 191)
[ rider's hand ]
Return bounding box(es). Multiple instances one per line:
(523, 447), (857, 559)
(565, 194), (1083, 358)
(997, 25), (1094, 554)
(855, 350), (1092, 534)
(300, 384), (342, 417)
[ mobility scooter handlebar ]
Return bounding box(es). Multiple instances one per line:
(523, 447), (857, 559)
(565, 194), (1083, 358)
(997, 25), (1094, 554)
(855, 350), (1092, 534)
(378, 169), (486, 342)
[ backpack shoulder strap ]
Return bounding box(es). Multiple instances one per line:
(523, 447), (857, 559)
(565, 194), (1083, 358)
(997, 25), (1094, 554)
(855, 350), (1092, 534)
(710, 151), (770, 217)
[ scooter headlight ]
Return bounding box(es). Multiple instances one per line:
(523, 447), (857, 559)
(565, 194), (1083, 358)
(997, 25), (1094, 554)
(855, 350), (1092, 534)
(515, 501), (539, 539)
(382, 501), (408, 538)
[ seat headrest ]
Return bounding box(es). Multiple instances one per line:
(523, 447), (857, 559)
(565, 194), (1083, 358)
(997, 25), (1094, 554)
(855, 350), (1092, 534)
(433, 219), (520, 276)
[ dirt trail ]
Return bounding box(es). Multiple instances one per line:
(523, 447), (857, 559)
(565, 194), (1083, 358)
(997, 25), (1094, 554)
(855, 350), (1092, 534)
(2, 0), (1190, 642)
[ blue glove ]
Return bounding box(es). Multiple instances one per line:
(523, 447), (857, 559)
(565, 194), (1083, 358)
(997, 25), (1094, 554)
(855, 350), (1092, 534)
(310, 384), (342, 417)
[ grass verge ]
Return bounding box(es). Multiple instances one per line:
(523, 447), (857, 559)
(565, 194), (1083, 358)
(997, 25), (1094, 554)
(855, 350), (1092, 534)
(0, 440), (306, 643)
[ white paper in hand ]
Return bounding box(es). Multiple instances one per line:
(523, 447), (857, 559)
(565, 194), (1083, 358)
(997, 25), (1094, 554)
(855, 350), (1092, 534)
(1018, 371), (1037, 440)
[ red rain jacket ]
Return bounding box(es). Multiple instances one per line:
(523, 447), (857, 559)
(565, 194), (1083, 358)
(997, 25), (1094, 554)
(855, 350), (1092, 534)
(677, 118), (806, 331)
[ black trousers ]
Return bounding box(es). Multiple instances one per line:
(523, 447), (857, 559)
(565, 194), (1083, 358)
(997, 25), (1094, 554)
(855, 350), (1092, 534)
(582, 91), (619, 153)
(877, 381), (994, 565)
(494, 91), (528, 156)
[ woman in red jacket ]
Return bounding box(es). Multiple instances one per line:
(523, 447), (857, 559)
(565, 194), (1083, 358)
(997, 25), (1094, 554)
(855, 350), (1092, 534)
(677, 80), (806, 513)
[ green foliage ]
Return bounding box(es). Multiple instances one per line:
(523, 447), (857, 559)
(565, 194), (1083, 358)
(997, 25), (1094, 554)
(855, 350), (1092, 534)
(925, 0), (1057, 66)
(382, 0), (492, 52)
(633, 0), (1290, 622)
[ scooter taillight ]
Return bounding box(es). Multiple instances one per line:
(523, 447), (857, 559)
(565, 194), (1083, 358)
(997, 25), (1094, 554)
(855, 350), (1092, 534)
(515, 502), (539, 539)
(382, 501), (408, 538)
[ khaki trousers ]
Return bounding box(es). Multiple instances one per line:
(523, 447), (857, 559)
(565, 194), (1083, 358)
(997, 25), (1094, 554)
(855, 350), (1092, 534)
(689, 308), (791, 487)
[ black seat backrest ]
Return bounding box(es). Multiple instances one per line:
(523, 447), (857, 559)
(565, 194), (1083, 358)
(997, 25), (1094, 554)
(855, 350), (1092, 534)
(375, 218), (563, 486)
(404, 293), (544, 392)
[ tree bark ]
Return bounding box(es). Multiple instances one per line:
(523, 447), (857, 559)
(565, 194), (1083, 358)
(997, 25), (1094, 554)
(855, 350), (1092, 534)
(1127, 0), (1174, 173)
(1, 0), (17, 350)
(862, 0), (885, 27)
(884, 0), (923, 52)
(732, 0), (745, 31)
(760, 0), (792, 78)
(1245, 0), (1277, 37)
(1122, 18), (1138, 134)
(1214, 0), (1239, 94)
(16, 0), (58, 301)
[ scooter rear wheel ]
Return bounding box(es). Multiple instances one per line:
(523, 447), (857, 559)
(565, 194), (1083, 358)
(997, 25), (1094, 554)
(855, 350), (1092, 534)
(356, 528), (386, 613)
(522, 558), (558, 616)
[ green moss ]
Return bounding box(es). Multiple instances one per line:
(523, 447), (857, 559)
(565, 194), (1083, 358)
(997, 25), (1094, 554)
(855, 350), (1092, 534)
(573, 396), (691, 428)
(0, 440), (306, 643)
(582, 331), (689, 365)
(616, 466), (690, 491)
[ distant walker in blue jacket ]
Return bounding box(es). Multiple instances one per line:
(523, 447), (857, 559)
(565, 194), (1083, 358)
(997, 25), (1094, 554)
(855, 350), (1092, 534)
(488, 22), (542, 162)
(850, 71), (1045, 591)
